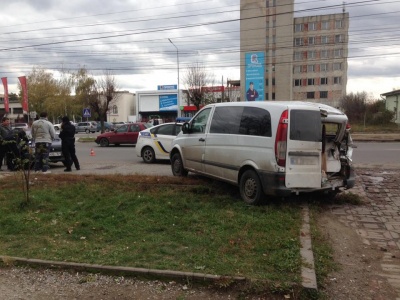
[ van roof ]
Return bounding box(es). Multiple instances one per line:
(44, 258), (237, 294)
(205, 101), (345, 116)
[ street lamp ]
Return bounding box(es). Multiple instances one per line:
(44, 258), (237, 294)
(168, 38), (181, 117)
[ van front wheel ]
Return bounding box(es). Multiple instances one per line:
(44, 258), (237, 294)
(240, 170), (265, 205)
(171, 153), (188, 177)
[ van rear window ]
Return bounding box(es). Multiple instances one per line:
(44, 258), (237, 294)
(290, 110), (321, 142)
(210, 106), (271, 137)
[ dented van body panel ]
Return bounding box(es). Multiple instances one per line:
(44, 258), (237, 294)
(170, 101), (355, 204)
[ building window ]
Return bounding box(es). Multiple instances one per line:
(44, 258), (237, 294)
(333, 62), (342, 70)
(321, 50), (329, 59)
(294, 51), (302, 61)
(271, 50), (275, 57)
(272, 0), (276, 6)
(294, 65), (302, 73)
(112, 105), (118, 114)
(266, 36), (269, 44)
(272, 35), (276, 43)
(272, 92), (275, 100)
(272, 78), (275, 86)
(308, 22), (316, 30)
(308, 37), (315, 45)
(266, 0), (269, 8)
(307, 64), (315, 72)
(265, 93), (269, 100)
(320, 63), (328, 72)
(334, 49), (343, 57)
(321, 77), (328, 85)
(322, 20), (329, 30)
(266, 79), (269, 86)
(266, 22), (269, 29)
(308, 51), (316, 59)
(320, 91), (328, 98)
(335, 19), (343, 29)
(334, 76), (342, 84)
(307, 78), (315, 85)
(307, 92), (315, 99)
(13, 108), (23, 114)
(335, 34), (344, 43)
(295, 23), (303, 32)
(294, 79), (302, 86)
(272, 20), (276, 28)
(272, 64), (275, 72)
(321, 36), (329, 44)
(295, 38), (303, 46)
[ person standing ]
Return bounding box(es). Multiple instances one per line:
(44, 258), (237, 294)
(31, 112), (55, 174)
(0, 117), (18, 171)
(59, 116), (80, 172)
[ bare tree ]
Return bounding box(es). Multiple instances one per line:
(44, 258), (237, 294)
(183, 63), (214, 111)
(74, 69), (120, 132)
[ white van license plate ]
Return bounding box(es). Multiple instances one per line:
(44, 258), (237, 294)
(290, 156), (318, 165)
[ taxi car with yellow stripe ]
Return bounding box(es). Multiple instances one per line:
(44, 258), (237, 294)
(135, 122), (183, 163)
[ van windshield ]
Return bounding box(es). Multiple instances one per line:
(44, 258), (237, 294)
(289, 110), (322, 142)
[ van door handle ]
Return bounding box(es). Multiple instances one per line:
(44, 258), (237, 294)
(199, 138), (205, 142)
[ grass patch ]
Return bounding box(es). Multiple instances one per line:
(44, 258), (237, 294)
(0, 174), (304, 287)
(351, 123), (399, 133)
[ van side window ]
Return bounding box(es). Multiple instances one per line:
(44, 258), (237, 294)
(290, 110), (322, 142)
(191, 108), (212, 133)
(210, 107), (242, 134)
(239, 107), (272, 137)
(210, 106), (271, 137)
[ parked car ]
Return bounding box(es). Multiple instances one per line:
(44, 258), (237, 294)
(97, 122), (115, 132)
(11, 123), (29, 131)
(111, 121), (127, 128)
(26, 130), (65, 164)
(136, 122), (183, 163)
(95, 122), (151, 147)
(170, 101), (355, 205)
(75, 121), (97, 133)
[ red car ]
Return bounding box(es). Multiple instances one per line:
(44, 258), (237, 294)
(95, 122), (152, 147)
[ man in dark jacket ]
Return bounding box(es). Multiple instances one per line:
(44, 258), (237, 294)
(0, 117), (18, 171)
(59, 116), (80, 172)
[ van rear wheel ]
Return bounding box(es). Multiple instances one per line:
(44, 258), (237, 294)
(171, 153), (188, 177)
(240, 170), (265, 205)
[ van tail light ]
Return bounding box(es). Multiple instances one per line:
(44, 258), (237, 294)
(275, 109), (288, 167)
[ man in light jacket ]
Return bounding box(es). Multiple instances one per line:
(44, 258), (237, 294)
(31, 112), (55, 174)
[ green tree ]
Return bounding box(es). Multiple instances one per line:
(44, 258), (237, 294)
(22, 68), (59, 118)
(340, 92), (369, 123)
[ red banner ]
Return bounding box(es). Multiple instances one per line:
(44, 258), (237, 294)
(18, 76), (29, 113)
(1, 77), (9, 113)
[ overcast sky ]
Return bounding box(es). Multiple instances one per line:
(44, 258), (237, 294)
(1, 0), (399, 99)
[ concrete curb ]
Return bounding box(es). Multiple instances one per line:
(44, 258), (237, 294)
(0, 255), (246, 284)
(300, 205), (318, 291)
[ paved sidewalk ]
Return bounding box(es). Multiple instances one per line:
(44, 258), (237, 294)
(330, 168), (400, 298)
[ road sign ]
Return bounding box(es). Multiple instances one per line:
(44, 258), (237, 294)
(83, 108), (91, 117)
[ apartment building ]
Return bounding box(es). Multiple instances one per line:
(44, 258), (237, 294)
(240, 0), (349, 107)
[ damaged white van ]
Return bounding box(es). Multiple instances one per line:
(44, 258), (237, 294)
(170, 101), (355, 204)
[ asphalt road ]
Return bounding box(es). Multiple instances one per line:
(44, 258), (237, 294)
(46, 134), (400, 175)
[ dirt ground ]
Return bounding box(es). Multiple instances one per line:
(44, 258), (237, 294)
(318, 213), (399, 300)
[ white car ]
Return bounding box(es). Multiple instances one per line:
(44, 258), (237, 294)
(136, 122), (183, 163)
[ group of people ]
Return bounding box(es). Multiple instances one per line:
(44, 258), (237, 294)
(0, 113), (80, 173)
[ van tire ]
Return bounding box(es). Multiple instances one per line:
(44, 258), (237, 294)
(171, 153), (188, 177)
(240, 170), (265, 205)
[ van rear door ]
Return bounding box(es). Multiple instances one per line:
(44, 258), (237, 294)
(285, 108), (322, 188)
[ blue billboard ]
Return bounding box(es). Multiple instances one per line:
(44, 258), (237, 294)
(159, 94), (178, 111)
(245, 52), (265, 101)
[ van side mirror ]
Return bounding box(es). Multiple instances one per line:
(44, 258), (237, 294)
(182, 122), (190, 134)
